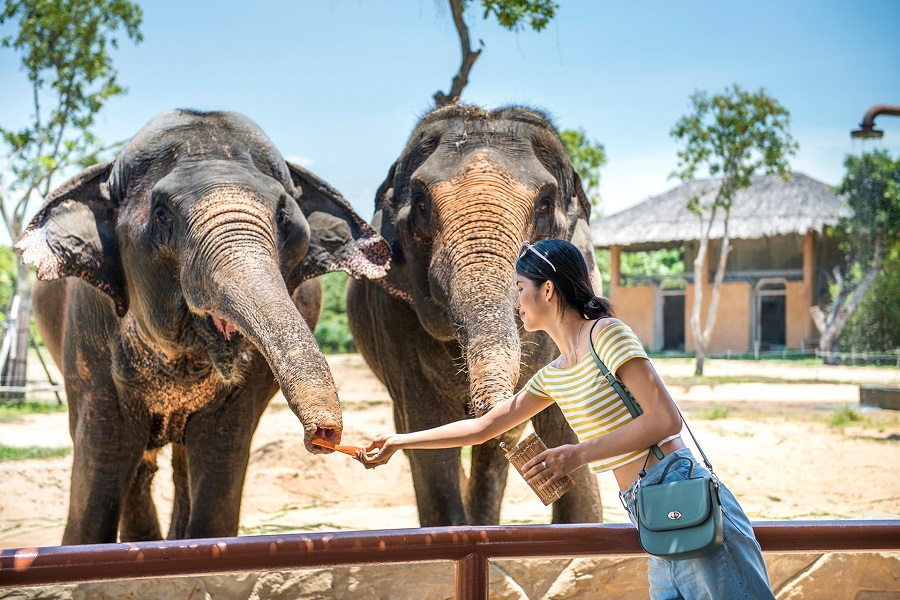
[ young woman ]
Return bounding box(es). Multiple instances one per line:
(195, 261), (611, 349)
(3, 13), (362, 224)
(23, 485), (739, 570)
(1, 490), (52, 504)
(359, 238), (774, 599)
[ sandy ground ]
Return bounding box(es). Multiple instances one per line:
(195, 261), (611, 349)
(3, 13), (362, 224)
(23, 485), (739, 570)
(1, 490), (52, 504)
(1, 355), (898, 550)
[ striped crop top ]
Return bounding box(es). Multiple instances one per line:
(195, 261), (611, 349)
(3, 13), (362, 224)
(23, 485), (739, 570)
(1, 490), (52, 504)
(524, 321), (680, 474)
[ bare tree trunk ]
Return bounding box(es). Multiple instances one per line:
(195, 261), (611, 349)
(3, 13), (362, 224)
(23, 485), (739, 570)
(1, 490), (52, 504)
(810, 239), (883, 366)
(691, 203), (733, 376)
(1, 261), (33, 403)
(691, 235), (708, 376)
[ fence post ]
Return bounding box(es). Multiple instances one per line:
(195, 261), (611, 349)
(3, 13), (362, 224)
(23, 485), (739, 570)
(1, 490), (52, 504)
(456, 552), (489, 600)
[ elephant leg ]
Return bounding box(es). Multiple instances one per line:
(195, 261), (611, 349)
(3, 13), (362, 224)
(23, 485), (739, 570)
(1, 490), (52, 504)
(63, 401), (147, 545)
(406, 447), (468, 526)
(531, 404), (603, 524)
(182, 382), (270, 538)
(465, 425), (525, 525)
(119, 449), (162, 541)
(391, 383), (470, 526)
(167, 443), (190, 539)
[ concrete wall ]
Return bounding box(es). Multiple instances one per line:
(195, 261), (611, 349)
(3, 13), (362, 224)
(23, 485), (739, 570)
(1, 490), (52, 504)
(608, 284), (655, 348)
(684, 281), (751, 354)
(12, 552), (899, 599)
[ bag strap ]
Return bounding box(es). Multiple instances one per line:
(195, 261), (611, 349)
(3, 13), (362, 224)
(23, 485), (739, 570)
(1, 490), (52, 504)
(587, 320), (717, 479)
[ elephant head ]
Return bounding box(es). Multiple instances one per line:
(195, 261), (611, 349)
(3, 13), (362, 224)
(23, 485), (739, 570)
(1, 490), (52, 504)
(16, 109), (389, 451)
(372, 105), (598, 416)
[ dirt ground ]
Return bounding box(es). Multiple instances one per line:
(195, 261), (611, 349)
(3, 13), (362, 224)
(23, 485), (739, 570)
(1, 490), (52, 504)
(1, 355), (898, 550)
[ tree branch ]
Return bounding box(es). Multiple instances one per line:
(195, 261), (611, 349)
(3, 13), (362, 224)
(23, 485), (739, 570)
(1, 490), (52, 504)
(434, 0), (483, 107)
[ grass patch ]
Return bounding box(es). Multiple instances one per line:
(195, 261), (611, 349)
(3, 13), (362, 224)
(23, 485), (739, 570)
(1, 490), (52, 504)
(697, 406), (732, 420)
(828, 406), (862, 428)
(0, 401), (65, 422)
(0, 445), (71, 462)
(663, 375), (849, 386)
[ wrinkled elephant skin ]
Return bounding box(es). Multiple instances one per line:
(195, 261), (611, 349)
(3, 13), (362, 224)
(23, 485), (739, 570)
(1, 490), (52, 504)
(15, 109), (390, 544)
(347, 105), (603, 526)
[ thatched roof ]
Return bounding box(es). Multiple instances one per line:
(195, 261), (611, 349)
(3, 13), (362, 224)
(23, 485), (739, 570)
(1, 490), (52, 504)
(591, 172), (850, 251)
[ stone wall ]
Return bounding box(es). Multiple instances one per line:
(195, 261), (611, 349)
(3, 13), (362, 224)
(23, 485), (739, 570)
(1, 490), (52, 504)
(3, 552), (898, 599)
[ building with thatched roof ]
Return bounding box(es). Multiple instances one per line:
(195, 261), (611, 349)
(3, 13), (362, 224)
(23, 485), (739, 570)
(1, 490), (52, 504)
(591, 172), (850, 354)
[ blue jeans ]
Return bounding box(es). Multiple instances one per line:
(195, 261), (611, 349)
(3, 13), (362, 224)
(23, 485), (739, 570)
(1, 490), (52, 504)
(619, 448), (775, 600)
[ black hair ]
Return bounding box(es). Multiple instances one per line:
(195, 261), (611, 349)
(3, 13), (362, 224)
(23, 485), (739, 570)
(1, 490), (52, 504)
(515, 238), (614, 320)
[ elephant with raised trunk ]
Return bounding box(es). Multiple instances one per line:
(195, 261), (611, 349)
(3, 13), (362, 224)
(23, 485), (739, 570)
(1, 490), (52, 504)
(16, 109), (390, 544)
(347, 104), (603, 526)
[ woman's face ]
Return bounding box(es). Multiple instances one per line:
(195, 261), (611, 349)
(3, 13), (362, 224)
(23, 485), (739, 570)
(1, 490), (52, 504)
(515, 275), (550, 331)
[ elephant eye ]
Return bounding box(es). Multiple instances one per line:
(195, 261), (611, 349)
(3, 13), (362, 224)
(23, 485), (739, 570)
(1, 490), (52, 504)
(412, 191), (427, 213)
(153, 203), (173, 226)
(537, 196), (553, 213)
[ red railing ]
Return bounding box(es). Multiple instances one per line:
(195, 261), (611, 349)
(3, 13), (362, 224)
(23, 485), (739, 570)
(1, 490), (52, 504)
(2, 521), (899, 599)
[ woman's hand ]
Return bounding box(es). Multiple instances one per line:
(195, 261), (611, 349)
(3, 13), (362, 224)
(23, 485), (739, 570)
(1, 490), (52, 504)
(522, 444), (582, 489)
(357, 434), (402, 469)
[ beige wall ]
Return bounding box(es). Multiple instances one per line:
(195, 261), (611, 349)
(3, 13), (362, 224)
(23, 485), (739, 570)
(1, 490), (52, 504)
(786, 280), (811, 349)
(609, 284), (655, 347)
(684, 281), (751, 353)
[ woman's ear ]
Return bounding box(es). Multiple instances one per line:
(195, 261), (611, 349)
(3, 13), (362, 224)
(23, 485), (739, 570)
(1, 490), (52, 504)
(544, 280), (555, 301)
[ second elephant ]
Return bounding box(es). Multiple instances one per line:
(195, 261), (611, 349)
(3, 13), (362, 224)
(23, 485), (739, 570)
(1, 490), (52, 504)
(348, 104), (604, 526)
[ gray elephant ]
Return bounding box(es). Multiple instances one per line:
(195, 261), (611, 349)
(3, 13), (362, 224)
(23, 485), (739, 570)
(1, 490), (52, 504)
(347, 104), (603, 526)
(15, 109), (390, 545)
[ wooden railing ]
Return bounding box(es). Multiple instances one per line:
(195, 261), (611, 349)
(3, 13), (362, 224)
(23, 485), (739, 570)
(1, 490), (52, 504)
(2, 521), (899, 599)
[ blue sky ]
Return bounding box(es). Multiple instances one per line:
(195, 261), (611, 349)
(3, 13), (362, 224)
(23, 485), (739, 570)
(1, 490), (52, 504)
(2, 0), (899, 232)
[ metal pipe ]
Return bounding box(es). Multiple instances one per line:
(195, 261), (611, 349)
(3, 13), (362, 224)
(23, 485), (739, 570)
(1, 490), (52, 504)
(851, 104), (900, 138)
(456, 552), (489, 600)
(2, 521), (898, 589)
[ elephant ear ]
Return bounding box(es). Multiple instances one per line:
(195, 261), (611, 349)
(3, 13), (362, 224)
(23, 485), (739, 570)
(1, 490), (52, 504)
(570, 168), (592, 221)
(15, 160), (129, 316)
(285, 161), (390, 288)
(566, 169), (603, 296)
(368, 161), (415, 305)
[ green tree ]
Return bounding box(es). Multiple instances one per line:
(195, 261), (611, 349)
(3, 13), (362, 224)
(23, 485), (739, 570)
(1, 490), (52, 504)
(670, 85), (797, 375)
(560, 128), (606, 219)
(840, 244), (900, 358)
(0, 246), (16, 320)
(0, 0), (142, 400)
(812, 149), (900, 363)
(313, 272), (356, 354)
(435, 0), (558, 106)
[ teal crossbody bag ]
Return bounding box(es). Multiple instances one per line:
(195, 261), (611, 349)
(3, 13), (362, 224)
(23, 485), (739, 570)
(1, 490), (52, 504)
(588, 320), (724, 560)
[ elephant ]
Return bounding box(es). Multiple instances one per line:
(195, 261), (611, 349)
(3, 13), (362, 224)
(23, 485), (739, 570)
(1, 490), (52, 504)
(15, 109), (390, 545)
(347, 104), (604, 526)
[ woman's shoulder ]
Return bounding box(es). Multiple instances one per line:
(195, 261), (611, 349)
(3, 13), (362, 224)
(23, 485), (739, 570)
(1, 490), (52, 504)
(587, 317), (632, 345)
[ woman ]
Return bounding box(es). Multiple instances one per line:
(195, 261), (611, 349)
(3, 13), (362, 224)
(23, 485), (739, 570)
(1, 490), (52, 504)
(359, 238), (774, 599)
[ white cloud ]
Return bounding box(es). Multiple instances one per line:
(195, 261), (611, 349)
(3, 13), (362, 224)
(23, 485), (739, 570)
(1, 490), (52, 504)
(283, 155), (314, 168)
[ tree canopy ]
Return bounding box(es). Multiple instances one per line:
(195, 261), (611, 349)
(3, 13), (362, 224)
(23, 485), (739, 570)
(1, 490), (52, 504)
(670, 85), (797, 375)
(0, 0), (143, 241)
(560, 128), (606, 219)
(671, 84), (797, 209)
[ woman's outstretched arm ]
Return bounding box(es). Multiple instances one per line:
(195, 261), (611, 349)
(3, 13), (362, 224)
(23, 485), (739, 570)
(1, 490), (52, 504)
(358, 389), (553, 468)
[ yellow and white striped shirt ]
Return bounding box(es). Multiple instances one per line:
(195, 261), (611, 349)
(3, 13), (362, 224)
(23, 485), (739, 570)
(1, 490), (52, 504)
(525, 321), (678, 473)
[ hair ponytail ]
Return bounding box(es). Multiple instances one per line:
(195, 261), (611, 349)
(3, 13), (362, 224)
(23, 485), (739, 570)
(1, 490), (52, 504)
(583, 295), (613, 319)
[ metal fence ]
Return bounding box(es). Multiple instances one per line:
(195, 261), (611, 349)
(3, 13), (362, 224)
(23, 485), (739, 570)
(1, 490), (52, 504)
(2, 521), (899, 599)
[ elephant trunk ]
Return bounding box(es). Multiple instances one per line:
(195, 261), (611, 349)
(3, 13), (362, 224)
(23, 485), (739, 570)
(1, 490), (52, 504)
(184, 191), (342, 449)
(431, 167), (531, 416)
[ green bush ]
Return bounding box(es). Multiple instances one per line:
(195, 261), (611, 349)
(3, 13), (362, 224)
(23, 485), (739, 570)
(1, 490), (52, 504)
(313, 272), (356, 354)
(0, 246), (16, 320)
(840, 243), (900, 355)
